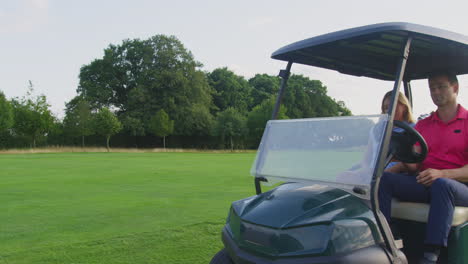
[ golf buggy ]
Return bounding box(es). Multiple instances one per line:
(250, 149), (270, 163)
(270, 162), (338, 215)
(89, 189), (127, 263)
(210, 23), (468, 264)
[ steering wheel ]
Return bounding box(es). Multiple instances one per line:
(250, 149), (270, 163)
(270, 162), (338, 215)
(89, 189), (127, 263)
(389, 120), (428, 163)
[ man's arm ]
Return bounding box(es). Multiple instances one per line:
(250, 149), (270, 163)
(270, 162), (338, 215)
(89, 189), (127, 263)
(416, 164), (468, 186)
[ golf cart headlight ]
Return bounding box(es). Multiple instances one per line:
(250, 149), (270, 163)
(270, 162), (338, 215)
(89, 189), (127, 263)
(239, 223), (333, 256)
(273, 225), (332, 255)
(329, 219), (375, 254)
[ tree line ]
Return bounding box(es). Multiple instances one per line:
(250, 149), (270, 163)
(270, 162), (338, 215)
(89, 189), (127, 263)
(0, 35), (351, 150)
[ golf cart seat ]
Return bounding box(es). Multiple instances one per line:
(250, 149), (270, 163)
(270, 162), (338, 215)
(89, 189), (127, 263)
(391, 199), (468, 226)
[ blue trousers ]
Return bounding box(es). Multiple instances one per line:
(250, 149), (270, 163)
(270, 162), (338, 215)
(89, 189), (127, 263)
(379, 172), (468, 246)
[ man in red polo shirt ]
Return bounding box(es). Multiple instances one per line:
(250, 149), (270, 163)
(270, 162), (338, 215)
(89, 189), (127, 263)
(379, 71), (468, 264)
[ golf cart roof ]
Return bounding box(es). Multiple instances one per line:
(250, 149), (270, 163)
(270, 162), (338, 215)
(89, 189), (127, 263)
(272, 22), (468, 81)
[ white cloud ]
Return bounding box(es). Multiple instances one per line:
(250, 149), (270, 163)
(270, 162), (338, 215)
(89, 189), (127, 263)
(226, 64), (258, 79)
(31, 0), (49, 10)
(247, 16), (274, 28)
(0, 0), (49, 33)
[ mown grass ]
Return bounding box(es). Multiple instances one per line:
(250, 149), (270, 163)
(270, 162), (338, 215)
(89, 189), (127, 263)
(0, 147), (256, 154)
(0, 152), (256, 264)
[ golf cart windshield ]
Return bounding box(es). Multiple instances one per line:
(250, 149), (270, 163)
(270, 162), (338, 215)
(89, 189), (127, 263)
(251, 115), (388, 198)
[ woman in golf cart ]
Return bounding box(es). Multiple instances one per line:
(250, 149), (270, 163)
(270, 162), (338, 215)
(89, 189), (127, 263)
(336, 91), (415, 183)
(382, 91), (416, 169)
(381, 91), (415, 125)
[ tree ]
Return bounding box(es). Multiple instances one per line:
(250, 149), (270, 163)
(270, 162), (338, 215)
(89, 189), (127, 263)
(120, 114), (145, 147)
(77, 35), (214, 136)
(207, 68), (252, 114)
(0, 91), (14, 148)
(63, 96), (93, 147)
(248, 74), (280, 109)
(177, 103), (215, 136)
(283, 74), (352, 118)
(148, 109), (174, 149)
(11, 82), (54, 148)
(337, 100), (352, 116)
(247, 97), (288, 146)
(47, 118), (65, 147)
(248, 73), (351, 118)
(77, 59), (114, 109)
(213, 107), (248, 150)
(93, 108), (122, 151)
(0, 91), (13, 132)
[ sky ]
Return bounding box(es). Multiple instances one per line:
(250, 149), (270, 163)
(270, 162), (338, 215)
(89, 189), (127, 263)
(2, 0), (468, 119)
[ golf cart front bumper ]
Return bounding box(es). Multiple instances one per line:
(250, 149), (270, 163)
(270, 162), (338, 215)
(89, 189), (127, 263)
(222, 225), (393, 264)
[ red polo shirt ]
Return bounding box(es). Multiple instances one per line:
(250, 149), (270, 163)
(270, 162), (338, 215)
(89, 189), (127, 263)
(415, 105), (468, 171)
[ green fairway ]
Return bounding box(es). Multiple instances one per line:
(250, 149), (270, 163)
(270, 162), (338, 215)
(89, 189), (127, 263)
(0, 152), (256, 264)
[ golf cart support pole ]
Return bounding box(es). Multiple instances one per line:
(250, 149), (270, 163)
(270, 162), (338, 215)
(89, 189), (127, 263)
(403, 81), (413, 108)
(271, 61), (292, 120)
(254, 61), (293, 195)
(371, 36), (413, 264)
